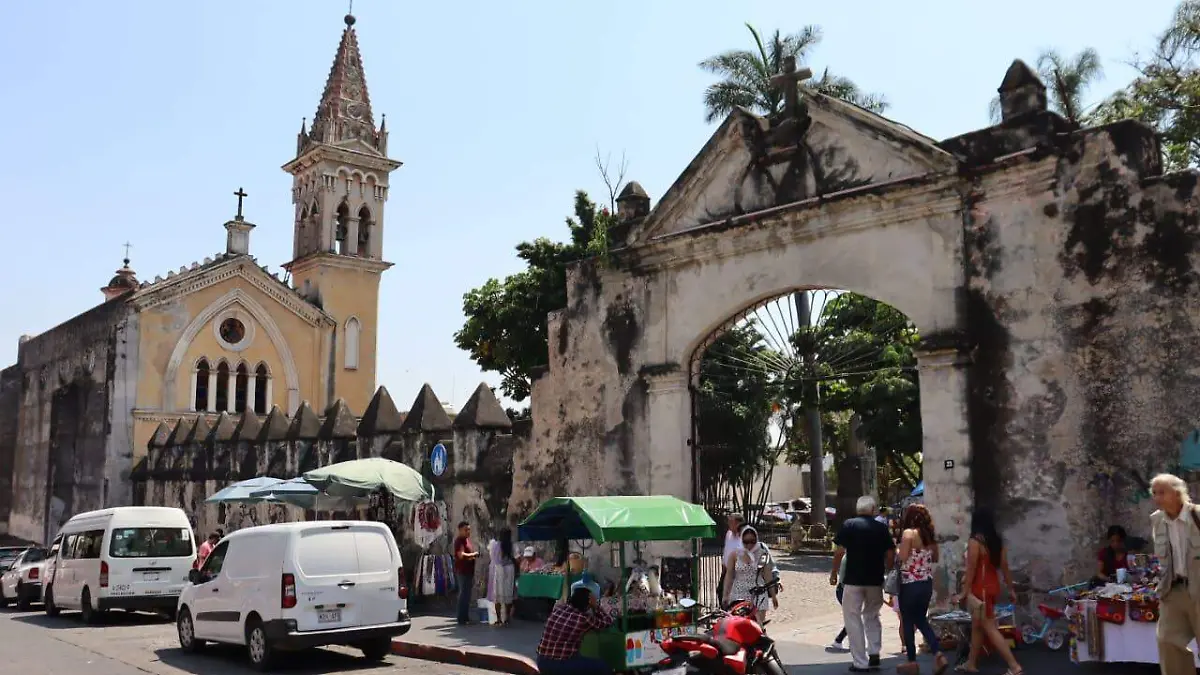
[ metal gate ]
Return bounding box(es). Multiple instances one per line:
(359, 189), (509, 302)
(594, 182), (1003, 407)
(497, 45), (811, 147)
(696, 552), (725, 608)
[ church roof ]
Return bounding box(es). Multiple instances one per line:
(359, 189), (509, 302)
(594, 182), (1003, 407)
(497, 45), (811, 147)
(301, 13), (383, 155)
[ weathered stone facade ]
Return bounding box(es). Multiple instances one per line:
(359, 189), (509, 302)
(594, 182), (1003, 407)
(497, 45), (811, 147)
(128, 383), (522, 570)
(513, 60), (1200, 600)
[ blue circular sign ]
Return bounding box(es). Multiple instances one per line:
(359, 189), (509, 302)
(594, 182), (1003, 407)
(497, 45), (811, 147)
(430, 443), (448, 477)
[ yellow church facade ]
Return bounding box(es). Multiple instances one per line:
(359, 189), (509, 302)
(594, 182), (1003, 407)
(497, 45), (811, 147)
(0, 13), (398, 544)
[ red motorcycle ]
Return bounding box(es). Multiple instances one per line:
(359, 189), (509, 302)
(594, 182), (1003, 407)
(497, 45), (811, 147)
(653, 578), (785, 675)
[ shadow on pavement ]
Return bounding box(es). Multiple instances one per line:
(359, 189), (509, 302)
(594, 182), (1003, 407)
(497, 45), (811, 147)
(777, 554), (835, 574)
(10, 608), (170, 629)
(155, 645), (386, 674)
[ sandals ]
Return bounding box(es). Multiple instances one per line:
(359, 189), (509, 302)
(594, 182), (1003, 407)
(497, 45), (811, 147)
(953, 666), (978, 674)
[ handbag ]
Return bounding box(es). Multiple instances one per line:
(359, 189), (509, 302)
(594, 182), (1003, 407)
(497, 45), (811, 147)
(884, 551), (901, 596)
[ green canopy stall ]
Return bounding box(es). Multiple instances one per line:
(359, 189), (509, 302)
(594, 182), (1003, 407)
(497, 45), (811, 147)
(518, 496), (717, 672)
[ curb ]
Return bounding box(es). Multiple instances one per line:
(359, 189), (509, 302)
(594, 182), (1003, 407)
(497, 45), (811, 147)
(391, 639), (539, 675)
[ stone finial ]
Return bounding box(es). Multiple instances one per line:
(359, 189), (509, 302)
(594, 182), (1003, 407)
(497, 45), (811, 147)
(359, 386), (405, 435)
(320, 399), (359, 439)
(399, 383), (454, 433)
(287, 401), (322, 440)
(259, 405), (292, 442)
(165, 417), (196, 448)
(453, 383), (513, 430)
(209, 411), (238, 443)
(186, 415), (213, 444)
(998, 59), (1048, 122)
(616, 181), (651, 221)
(148, 421), (172, 450)
(232, 409), (263, 442)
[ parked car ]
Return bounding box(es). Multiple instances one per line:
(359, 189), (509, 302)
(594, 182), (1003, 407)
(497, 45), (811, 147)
(176, 520), (411, 671)
(44, 506), (196, 623)
(1, 546), (49, 609)
(0, 546), (30, 574)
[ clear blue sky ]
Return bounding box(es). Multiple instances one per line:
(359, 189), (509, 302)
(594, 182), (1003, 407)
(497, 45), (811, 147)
(0, 0), (1180, 411)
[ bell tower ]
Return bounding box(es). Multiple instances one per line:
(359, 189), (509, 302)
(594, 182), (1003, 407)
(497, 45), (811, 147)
(283, 11), (400, 413)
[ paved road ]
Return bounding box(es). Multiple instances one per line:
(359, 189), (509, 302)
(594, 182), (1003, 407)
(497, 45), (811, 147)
(0, 605), (494, 675)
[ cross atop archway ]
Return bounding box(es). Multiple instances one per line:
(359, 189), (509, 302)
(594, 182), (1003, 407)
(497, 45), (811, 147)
(770, 56), (814, 119)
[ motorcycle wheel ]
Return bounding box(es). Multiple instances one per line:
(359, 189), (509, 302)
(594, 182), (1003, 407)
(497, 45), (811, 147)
(756, 657), (786, 675)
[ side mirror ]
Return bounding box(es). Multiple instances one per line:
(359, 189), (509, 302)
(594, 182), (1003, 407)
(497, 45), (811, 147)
(188, 569), (202, 584)
(678, 598), (698, 609)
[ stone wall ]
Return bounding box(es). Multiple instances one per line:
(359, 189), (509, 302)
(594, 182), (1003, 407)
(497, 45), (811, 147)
(129, 383), (524, 575)
(7, 298), (132, 544)
(0, 365), (21, 535)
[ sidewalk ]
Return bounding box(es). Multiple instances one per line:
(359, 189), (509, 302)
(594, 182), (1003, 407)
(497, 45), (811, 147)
(392, 611), (1114, 674)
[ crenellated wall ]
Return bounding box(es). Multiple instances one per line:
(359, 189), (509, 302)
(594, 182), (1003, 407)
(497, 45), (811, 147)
(129, 383), (525, 577)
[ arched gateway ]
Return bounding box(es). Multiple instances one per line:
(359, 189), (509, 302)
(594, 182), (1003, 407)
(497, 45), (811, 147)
(513, 60), (1200, 601)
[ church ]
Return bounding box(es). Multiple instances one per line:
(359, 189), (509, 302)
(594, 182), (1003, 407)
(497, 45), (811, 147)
(0, 13), (398, 545)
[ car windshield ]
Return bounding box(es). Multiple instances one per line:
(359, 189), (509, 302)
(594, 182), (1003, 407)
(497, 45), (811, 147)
(109, 528), (194, 558)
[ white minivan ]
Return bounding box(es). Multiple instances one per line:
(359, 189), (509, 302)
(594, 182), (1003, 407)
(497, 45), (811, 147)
(45, 506), (196, 623)
(176, 520), (411, 670)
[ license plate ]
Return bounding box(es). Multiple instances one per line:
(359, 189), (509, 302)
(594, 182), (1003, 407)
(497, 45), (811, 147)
(142, 572), (160, 582)
(318, 609), (342, 624)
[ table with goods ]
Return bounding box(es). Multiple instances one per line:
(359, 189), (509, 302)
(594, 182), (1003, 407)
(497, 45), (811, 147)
(1066, 554), (1200, 666)
(517, 495), (717, 673)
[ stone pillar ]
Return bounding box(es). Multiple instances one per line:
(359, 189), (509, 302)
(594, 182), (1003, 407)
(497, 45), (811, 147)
(265, 378), (273, 412)
(643, 369), (691, 500)
(346, 217), (360, 256)
(915, 346), (973, 607)
(207, 371), (217, 412)
(190, 371), (198, 411)
(246, 376), (256, 414)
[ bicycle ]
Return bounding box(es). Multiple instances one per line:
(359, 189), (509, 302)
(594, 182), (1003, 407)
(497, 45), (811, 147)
(1019, 582), (1089, 650)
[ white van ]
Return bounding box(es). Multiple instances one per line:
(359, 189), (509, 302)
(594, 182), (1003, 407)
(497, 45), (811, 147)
(44, 506), (196, 623)
(176, 520), (411, 670)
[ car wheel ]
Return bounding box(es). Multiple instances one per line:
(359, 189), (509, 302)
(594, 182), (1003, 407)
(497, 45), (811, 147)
(80, 587), (97, 624)
(15, 582), (29, 611)
(246, 619), (276, 671)
(177, 607), (205, 653)
(44, 585), (60, 617)
(359, 637), (392, 661)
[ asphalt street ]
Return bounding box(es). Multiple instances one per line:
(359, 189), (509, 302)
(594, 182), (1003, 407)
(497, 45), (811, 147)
(0, 605), (495, 675)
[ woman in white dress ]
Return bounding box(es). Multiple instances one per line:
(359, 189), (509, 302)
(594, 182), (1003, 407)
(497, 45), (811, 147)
(486, 528), (516, 626)
(721, 526), (778, 624)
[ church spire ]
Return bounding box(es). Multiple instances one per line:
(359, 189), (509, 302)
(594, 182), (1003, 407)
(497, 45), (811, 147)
(301, 12), (381, 154)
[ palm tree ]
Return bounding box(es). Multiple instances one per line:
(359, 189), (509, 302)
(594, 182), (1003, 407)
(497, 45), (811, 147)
(699, 23), (888, 124)
(989, 48), (1104, 125)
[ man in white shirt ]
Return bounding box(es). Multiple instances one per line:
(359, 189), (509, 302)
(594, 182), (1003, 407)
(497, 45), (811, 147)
(1151, 473), (1200, 675)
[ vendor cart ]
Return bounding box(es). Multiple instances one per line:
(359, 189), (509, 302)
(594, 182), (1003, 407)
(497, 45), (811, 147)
(518, 495), (717, 673)
(929, 605), (1017, 667)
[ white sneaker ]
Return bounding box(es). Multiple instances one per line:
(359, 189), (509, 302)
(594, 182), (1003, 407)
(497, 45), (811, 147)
(826, 641), (846, 652)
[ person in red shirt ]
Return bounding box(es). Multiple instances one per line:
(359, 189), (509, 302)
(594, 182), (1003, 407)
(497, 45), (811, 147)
(194, 532), (220, 570)
(453, 521), (480, 625)
(1096, 525), (1128, 581)
(535, 580), (613, 675)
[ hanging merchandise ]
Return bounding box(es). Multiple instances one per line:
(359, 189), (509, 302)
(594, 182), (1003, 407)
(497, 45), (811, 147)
(659, 557), (693, 595)
(412, 501), (446, 549)
(421, 555), (437, 597)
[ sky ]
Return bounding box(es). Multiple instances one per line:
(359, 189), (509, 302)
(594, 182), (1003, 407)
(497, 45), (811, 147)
(0, 0), (1182, 412)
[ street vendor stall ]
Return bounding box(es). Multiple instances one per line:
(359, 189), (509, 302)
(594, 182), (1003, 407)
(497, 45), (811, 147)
(1067, 554), (1200, 666)
(518, 496), (717, 673)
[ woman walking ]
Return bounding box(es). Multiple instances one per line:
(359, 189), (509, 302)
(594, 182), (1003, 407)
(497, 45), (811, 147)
(958, 508), (1022, 675)
(487, 528), (517, 626)
(896, 504), (947, 674)
(722, 526), (778, 624)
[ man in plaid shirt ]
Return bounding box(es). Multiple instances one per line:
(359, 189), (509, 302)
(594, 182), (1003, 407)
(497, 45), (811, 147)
(535, 580), (614, 674)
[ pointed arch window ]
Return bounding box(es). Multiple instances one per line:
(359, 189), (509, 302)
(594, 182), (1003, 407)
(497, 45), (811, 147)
(345, 317), (361, 370)
(335, 201), (350, 254)
(234, 363), (249, 412)
(193, 359), (210, 411)
(215, 361), (231, 412)
(357, 205), (372, 258)
(254, 363), (270, 414)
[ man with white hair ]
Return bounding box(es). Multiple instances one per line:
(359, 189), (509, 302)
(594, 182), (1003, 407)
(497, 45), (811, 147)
(830, 495), (895, 672)
(1151, 473), (1200, 675)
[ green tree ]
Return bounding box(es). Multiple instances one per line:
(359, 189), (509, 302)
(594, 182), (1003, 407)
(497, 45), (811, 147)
(989, 48), (1104, 126)
(699, 23), (887, 124)
(1096, 0), (1200, 170)
(454, 191), (617, 401)
(694, 323), (786, 520)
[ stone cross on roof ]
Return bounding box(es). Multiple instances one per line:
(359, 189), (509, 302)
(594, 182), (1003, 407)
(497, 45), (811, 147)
(770, 56), (814, 119)
(234, 187), (248, 219)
